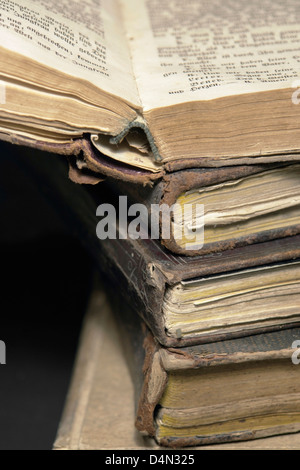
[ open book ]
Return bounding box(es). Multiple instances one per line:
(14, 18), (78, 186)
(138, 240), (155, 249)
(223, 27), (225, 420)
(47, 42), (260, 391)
(1, 0), (300, 181)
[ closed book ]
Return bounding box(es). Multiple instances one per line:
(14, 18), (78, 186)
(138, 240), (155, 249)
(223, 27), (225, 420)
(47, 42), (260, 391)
(112, 291), (300, 447)
(98, 231), (300, 347)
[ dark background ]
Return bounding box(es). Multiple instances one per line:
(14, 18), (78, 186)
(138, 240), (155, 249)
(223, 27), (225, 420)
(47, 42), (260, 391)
(0, 141), (95, 449)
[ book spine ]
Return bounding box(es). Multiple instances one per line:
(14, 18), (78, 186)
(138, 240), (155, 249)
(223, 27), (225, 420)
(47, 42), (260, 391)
(98, 236), (169, 345)
(135, 328), (168, 438)
(110, 292), (168, 437)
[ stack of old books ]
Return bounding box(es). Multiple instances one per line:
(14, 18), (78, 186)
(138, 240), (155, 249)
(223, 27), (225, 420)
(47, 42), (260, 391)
(1, 0), (300, 449)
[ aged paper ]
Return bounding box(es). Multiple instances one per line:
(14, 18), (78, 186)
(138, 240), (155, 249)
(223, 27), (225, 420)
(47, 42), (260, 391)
(121, 0), (300, 110)
(0, 0), (140, 106)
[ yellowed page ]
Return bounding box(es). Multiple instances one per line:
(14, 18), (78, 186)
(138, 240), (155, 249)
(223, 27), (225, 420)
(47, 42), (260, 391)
(0, 0), (140, 107)
(121, 0), (300, 110)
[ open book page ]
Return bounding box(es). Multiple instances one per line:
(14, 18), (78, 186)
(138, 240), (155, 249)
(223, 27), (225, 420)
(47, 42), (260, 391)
(121, 0), (300, 110)
(0, 0), (140, 107)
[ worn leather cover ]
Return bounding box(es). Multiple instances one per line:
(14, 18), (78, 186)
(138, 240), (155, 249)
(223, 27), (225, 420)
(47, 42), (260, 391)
(0, 132), (163, 185)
